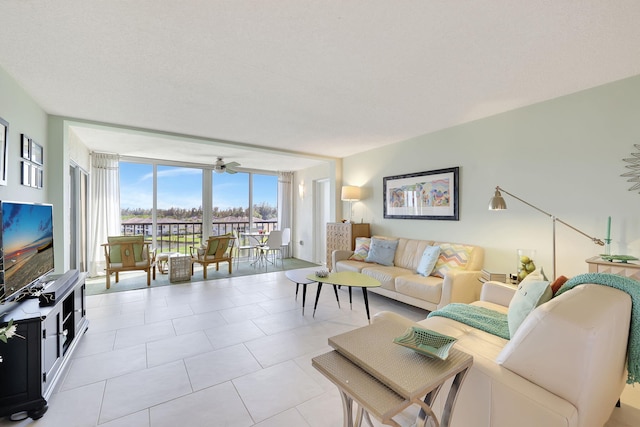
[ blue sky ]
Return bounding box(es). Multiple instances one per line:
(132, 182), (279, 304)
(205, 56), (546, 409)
(119, 162), (277, 211)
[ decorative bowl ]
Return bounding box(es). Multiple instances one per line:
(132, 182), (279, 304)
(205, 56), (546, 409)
(394, 326), (458, 360)
(315, 269), (330, 278)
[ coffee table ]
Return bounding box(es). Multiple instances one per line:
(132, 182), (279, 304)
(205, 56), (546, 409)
(312, 316), (473, 427)
(306, 271), (381, 322)
(284, 268), (318, 315)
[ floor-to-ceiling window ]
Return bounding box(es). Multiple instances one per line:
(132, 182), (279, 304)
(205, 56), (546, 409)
(252, 173), (278, 231)
(119, 161), (153, 237)
(211, 171), (249, 234)
(157, 165), (203, 252)
(119, 160), (278, 254)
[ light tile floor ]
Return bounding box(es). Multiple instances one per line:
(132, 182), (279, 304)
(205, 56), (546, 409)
(1, 269), (638, 426)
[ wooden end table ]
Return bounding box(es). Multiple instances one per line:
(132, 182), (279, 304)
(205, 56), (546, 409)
(313, 316), (473, 427)
(306, 271), (381, 322)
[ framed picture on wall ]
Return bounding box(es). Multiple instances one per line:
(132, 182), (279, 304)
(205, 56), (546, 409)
(31, 140), (43, 165)
(383, 166), (459, 220)
(21, 133), (30, 160)
(21, 161), (31, 186)
(0, 116), (7, 186)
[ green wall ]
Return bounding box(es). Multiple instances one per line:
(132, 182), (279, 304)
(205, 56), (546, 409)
(342, 75), (640, 278)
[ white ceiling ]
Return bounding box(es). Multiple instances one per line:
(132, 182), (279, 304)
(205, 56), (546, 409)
(2, 1), (640, 171)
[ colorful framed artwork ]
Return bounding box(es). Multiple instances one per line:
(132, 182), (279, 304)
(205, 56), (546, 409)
(0, 116), (7, 186)
(21, 133), (30, 160)
(383, 167), (459, 220)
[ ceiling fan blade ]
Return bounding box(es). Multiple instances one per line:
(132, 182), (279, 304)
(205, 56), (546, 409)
(225, 161), (240, 168)
(226, 168), (237, 174)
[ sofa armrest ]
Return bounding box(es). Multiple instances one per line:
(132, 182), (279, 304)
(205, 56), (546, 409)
(437, 269), (483, 309)
(496, 284), (630, 424)
(480, 281), (516, 307)
(332, 249), (353, 270)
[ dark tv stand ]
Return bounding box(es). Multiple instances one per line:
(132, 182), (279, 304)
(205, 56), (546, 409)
(0, 270), (88, 420)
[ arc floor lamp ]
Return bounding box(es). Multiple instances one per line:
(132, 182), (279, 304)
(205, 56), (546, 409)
(488, 186), (604, 280)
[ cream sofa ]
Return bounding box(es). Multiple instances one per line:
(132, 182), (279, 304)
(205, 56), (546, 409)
(375, 280), (632, 427)
(332, 237), (484, 311)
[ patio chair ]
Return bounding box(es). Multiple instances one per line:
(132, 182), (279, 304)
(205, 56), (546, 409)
(102, 235), (156, 289)
(232, 230), (255, 269)
(256, 230), (284, 270)
(191, 235), (235, 278)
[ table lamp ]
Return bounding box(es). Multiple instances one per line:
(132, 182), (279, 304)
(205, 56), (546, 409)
(341, 185), (361, 223)
(489, 186), (604, 280)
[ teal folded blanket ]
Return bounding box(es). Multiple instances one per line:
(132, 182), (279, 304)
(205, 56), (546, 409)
(427, 303), (510, 340)
(556, 273), (640, 385)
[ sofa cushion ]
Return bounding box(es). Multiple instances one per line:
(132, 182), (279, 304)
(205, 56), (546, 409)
(432, 243), (474, 278)
(365, 237), (399, 266)
(361, 265), (411, 291)
(393, 238), (433, 270)
(417, 245), (440, 276)
(348, 237), (370, 262)
(507, 278), (552, 337)
(395, 274), (443, 305)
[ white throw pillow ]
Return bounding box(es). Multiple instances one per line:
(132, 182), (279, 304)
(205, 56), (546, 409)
(507, 271), (552, 337)
(416, 246), (440, 276)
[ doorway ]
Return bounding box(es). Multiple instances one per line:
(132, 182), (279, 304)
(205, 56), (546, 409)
(314, 179), (330, 266)
(69, 162), (89, 272)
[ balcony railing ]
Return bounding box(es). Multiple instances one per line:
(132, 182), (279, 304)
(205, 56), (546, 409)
(120, 220), (277, 255)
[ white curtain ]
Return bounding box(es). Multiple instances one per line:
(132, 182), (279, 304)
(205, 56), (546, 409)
(89, 152), (121, 277)
(277, 171), (293, 257)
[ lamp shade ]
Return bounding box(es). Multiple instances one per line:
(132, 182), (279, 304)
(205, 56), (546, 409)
(488, 188), (507, 210)
(341, 185), (361, 201)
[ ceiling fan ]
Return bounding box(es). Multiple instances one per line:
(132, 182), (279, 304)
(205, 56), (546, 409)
(213, 157), (240, 174)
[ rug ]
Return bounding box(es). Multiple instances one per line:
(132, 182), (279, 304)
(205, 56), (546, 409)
(86, 257), (320, 295)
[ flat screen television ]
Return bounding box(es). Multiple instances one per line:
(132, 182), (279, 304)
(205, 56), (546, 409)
(0, 201), (54, 304)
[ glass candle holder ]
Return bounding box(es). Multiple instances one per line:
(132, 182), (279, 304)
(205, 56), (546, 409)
(517, 249), (537, 283)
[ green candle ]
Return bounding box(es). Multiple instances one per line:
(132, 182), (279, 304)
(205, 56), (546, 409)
(607, 216), (611, 241)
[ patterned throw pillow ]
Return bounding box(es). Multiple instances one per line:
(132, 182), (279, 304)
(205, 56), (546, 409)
(349, 237), (371, 262)
(432, 243), (474, 278)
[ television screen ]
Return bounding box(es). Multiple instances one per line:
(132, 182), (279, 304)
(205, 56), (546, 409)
(1, 201), (54, 303)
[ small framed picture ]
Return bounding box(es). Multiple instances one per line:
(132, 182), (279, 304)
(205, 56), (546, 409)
(21, 134), (31, 160)
(31, 141), (43, 165)
(0, 116), (8, 186)
(21, 161), (31, 186)
(37, 168), (44, 188)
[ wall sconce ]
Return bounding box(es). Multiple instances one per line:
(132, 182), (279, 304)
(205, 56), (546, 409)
(341, 185), (361, 222)
(298, 181), (305, 199)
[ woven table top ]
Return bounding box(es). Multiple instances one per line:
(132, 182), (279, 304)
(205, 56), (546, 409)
(329, 317), (473, 400)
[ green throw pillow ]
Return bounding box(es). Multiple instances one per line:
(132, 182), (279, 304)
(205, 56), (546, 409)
(507, 275), (552, 337)
(108, 236), (145, 263)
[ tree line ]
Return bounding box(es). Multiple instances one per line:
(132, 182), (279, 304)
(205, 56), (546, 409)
(121, 202), (277, 221)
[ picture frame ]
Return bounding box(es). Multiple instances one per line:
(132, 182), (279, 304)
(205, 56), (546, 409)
(0, 116), (7, 186)
(383, 166), (459, 220)
(21, 133), (30, 160)
(22, 161), (31, 186)
(31, 140), (43, 165)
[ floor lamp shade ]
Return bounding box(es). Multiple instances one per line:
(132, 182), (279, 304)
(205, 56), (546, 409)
(488, 185), (604, 280)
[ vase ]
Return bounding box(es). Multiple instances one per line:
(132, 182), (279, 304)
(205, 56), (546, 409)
(517, 249), (537, 283)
